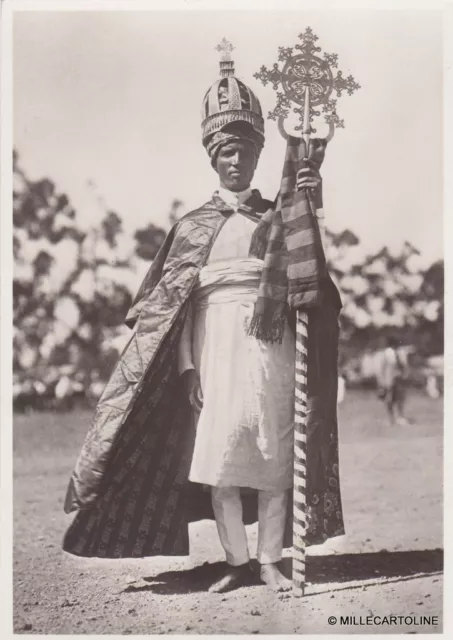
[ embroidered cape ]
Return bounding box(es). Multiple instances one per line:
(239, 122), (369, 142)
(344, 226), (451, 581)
(62, 194), (344, 559)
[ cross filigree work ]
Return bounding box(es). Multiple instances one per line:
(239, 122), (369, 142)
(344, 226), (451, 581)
(215, 38), (235, 61)
(254, 27), (360, 132)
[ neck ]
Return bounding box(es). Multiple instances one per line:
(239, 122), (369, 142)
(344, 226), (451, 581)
(219, 183), (252, 193)
(218, 185), (253, 209)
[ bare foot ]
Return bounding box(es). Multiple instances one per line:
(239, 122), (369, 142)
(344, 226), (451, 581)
(260, 563), (292, 592)
(208, 563), (252, 593)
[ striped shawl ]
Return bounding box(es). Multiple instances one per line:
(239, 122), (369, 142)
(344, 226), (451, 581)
(248, 136), (328, 342)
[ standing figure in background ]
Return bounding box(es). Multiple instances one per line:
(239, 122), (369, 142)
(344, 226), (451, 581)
(377, 336), (411, 426)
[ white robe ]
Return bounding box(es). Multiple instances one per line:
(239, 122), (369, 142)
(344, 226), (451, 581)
(179, 189), (296, 491)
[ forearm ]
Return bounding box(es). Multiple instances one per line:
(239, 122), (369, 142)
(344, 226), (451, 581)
(178, 300), (195, 375)
(316, 207), (328, 255)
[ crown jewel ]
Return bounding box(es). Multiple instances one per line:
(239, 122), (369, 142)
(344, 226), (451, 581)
(201, 39), (265, 143)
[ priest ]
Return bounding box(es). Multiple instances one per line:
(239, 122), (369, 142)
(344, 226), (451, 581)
(63, 43), (344, 594)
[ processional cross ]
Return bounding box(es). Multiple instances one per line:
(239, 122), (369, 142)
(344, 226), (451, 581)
(255, 27), (360, 143)
(255, 28), (360, 597)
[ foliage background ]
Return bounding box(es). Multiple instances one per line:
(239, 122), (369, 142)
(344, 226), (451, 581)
(13, 152), (443, 408)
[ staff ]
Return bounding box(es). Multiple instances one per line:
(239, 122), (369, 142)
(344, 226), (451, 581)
(255, 27), (360, 596)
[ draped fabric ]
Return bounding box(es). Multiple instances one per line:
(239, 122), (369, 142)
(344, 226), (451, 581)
(62, 193), (344, 559)
(247, 137), (335, 343)
(305, 305), (344, 544)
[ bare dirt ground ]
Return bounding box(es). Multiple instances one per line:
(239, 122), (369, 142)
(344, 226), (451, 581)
(13, 390), (443, 634)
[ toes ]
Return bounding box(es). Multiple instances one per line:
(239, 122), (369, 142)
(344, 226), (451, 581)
(274, 580), (292, 592)
(209, 577), (233, 593)
(209, 567), (251, 593)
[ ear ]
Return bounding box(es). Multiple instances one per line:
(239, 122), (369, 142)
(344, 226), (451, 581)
(211, 153), (220, 170)
(253, 149), (259, 170)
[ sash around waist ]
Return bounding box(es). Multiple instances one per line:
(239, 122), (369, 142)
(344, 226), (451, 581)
(193, 258), (263, 309)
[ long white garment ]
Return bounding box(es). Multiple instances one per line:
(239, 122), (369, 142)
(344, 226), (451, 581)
(189, 259), (295, 490)
(181, 200), (296, 491)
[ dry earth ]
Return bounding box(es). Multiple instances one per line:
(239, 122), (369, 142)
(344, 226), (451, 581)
(12, 390), (443, 634)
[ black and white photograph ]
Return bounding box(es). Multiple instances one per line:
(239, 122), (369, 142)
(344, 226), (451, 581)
(2, 0), (447, 635)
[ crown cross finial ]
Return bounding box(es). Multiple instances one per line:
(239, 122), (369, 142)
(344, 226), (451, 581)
(216, 38), (235, 77)
(216, 38), (234, 60)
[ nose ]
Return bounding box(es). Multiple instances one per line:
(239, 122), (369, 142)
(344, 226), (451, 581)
(230, 151), (241, 166)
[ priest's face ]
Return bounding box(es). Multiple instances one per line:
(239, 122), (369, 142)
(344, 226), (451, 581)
(215, 140), (257, 192)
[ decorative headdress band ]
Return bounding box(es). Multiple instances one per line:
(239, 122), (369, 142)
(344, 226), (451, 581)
(201, 38), (265, 147)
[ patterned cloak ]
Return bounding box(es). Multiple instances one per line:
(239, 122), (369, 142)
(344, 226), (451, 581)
(62, 193), (344, 559)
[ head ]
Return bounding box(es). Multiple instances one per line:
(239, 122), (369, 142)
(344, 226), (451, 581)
(215, 138), (257, 192)
(386, 335), (399, 349)
(201, 51), (265, 190)
(205, 122), (263, 192)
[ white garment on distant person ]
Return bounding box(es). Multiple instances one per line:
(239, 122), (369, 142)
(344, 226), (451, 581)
(426, 374), (440, 399)
(55, 376), (71, 400)
(378, 347), (400, 388)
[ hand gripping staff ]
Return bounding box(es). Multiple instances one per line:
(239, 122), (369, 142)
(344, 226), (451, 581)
(254, 27), (360, 597)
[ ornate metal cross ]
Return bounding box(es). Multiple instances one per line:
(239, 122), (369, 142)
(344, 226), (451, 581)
(215, 37), (234, 60)
(254, 27), (360, 599)
(254, 27), (360, 139)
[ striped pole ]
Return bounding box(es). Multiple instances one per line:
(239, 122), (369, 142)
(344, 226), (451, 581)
(293, 309), (309, 596)
(254, 29), (361, 597)
(292, 84), (311, 597)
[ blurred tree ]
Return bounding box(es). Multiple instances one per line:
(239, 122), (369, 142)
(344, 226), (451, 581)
(324, 230), (444, 376)
(413, 260), (444, 355)
(13, 151), (164, 397)
(13, 149), (443, 407)
(133, 198), (183, 260)
(134, 223), (167, 261)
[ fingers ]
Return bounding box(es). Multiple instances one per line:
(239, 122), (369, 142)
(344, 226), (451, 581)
(189, 384), (203, 412)
(297, 163), (321, 192)
(296, 180), (321, 193)
(297, 164), (320, 178)
(189, 391), (198, 411)
(193, 396), (203, 412)
(297, 179), (320, 188)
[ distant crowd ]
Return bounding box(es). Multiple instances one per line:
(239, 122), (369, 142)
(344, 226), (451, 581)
(14, 347), (443, 414)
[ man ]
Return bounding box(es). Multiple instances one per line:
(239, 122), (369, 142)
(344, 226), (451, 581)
(377, 336), (411, 426)
(62, 46), (344, 594)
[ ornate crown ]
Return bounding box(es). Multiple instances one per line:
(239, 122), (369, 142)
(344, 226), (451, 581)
(201, 38), (265, 142)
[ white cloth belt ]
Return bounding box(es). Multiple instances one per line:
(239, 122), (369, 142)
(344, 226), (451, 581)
(194, 284), (259, 310)
(193, 258), (263, 309)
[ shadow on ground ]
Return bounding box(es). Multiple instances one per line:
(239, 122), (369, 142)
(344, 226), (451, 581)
(122, 548), (443, 596)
